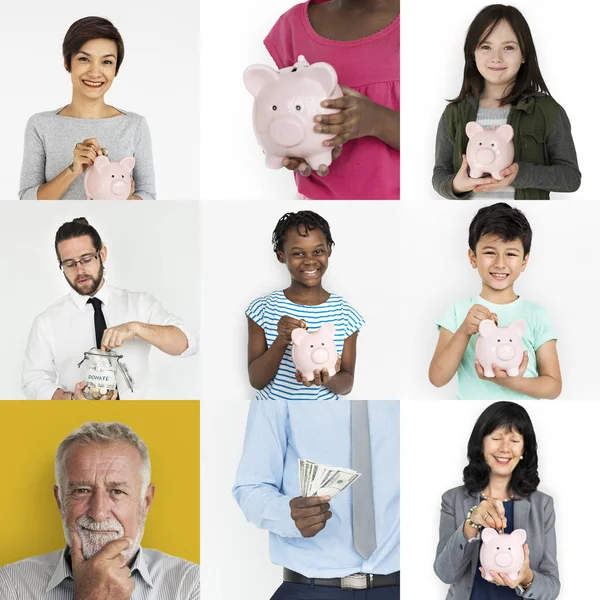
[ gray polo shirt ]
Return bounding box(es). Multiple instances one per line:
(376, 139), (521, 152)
(0, 546), (200, 599)
(19, 109), (156, 200)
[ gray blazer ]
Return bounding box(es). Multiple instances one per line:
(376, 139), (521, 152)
(434, 486), (560, 600)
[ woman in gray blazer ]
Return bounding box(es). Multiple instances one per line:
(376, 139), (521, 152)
(434, 401), (559, 599)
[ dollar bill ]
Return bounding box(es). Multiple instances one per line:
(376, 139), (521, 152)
(298, 458), (361, 498)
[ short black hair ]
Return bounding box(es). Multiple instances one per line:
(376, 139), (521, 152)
(469, 202), (532, 255)
(55, 218), (103, 259)
(63, 16), (125, 75)
(463, 401), (539, 497)
(272, 211), (335, 253)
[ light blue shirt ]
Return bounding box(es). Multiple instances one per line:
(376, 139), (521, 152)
(232, 399), (399, 578)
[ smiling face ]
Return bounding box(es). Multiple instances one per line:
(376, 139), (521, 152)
(483, 426), (524, 478)
(54, 441), (154, 561)
(56, 235), (107, 297)
(474, 20), (525, 92)
(277, 226), (331, 286)
(68, 38), (118, 100)
(469, 234), (528, 295)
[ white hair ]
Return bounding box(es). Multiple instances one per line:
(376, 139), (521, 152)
(54, 422), (151, 501)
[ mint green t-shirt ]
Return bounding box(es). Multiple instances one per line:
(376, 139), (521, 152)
(437, 296), (558, 400)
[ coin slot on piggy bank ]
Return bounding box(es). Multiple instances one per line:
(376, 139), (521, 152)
(77, 348), (134, 399)
(243, 55), (343, 172)
(465, 122), (514, 180)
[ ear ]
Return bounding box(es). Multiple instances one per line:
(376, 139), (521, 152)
(468, 248), (477, 269)
(509, 320), (527, 337)
(120, 157), (135, 171)
(320, 322), (335, 337)
(481, 528), (498, 544)
(243, 64), (279, 97)
(291, 328), (309, 345)
(54, 485), (62, 510)
(100, 245), (108, 263)
(479, 319), (497, 337)
(94, 155), (110, 172)
(511, 529), (527, 545)
(466, 121), (484, 139)
(143, 483), (155, 514)
(496, 124), (514, 143)
(521, 253), (530, 272)
(302, 62), (339, 96)
(276, 249), (285, 264)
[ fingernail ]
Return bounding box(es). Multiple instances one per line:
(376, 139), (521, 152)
(282, 158), (289, 166)
(315, 115), (322, 122)
(321, 101), (330, 108)
(316, 126), (324, 133)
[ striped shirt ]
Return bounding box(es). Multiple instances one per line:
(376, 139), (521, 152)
(0, 546), (200, 599)
(471, 105), (516, 200)
(246, 290), (365, 400)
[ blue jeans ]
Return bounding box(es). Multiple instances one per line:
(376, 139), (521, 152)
(270, 582), (400, 600)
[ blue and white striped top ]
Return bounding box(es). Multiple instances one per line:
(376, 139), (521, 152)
(246, 290), (365, 400)
(0, 546), (200, 599)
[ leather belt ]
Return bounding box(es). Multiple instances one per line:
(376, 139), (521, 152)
(283, 568), (400, 590)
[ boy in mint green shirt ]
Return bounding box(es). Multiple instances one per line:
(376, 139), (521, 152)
(429, 203), (561, 400)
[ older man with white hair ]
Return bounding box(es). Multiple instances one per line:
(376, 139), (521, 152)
(0, 422), (200, 599)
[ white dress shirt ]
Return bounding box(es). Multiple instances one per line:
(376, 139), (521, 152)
(0, 546), (200, 599)
(22, 284), (199, 399)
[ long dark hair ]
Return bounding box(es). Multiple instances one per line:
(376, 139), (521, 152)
(452, 4), (550, 106)
(463, 401), (539, 496)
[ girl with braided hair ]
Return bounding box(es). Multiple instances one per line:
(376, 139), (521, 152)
(246, 210), (364, 400)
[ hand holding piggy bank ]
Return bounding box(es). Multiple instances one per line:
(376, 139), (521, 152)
(480, 528), (527, 582)
(475, 319), (527, 378)
(291, 323), (339, 382)
(84, 155), (135, 200)
(466, 122), (514, 180)
(243, 55), (343, 172)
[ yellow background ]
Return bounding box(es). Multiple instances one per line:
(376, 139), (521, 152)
(0, 401), (200, 566)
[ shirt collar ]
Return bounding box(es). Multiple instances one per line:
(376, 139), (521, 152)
(46, 544), (154, 592)
(69, 282), (112, 311)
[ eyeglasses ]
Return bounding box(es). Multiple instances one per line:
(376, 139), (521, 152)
(59, 251), (100, 271)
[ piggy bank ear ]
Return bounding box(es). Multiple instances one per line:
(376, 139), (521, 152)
(508, 320), (527, 337)
(120, 157), (135, 171)
(466, 121), (484, 139)
(243, 64), (279, 97)
(511, 529), (527, 545)
(291, 328), (308, 345)
(304, 62), (338, 96)
(497, 124), (514, 143)
(481, 528), (498, 544)
(320, 322), (335, 337)
(479, 319), (497, 338)
(94, 155), (110, 171)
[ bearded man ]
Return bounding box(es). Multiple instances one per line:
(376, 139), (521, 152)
(22, 217), (198, 399)
(0, 421), (200, 599)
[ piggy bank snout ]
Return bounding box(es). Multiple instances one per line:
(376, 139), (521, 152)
(310, 347), (330, 365)
(475, 147), (495, 165)
(493, 552), (514, 568)
(111, 177), (129, 194)
(496, 344), (516, 361)
(268, 117), (304, 147)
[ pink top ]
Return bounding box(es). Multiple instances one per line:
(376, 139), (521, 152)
(265, 1), (399, 200)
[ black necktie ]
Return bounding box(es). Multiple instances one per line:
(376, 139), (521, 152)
(87, 297), (107, 349)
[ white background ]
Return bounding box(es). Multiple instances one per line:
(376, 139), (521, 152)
(398, 200), (597, 400)
(199, 0), (302, 200)
(401, 400), (599, 598)
(199, 201), (401, 401)
(0, 202), (200, 399)
(0, 0), (199, 200)
(401, 0), (593, 200)
(201, 400), (282, 599)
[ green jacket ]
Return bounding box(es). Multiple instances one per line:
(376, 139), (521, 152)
(432, 94), (581, 200)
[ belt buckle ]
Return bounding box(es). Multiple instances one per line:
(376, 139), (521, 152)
(341, 574), (368, 590)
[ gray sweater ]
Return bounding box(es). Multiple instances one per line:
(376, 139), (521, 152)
(19, 109), (156, 200)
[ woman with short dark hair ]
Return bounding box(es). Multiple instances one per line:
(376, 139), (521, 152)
(434, 401), (559, 599)
(19, 16), (156, 200)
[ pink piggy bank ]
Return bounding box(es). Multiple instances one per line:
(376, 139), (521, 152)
(243, 55), (343, 171)
(84, 156), (135, 200)
(291, 323), (338, 382)
(480, 528), (526, 581)
(475, 320), (527, 378)
(466, 122), (514, 180)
